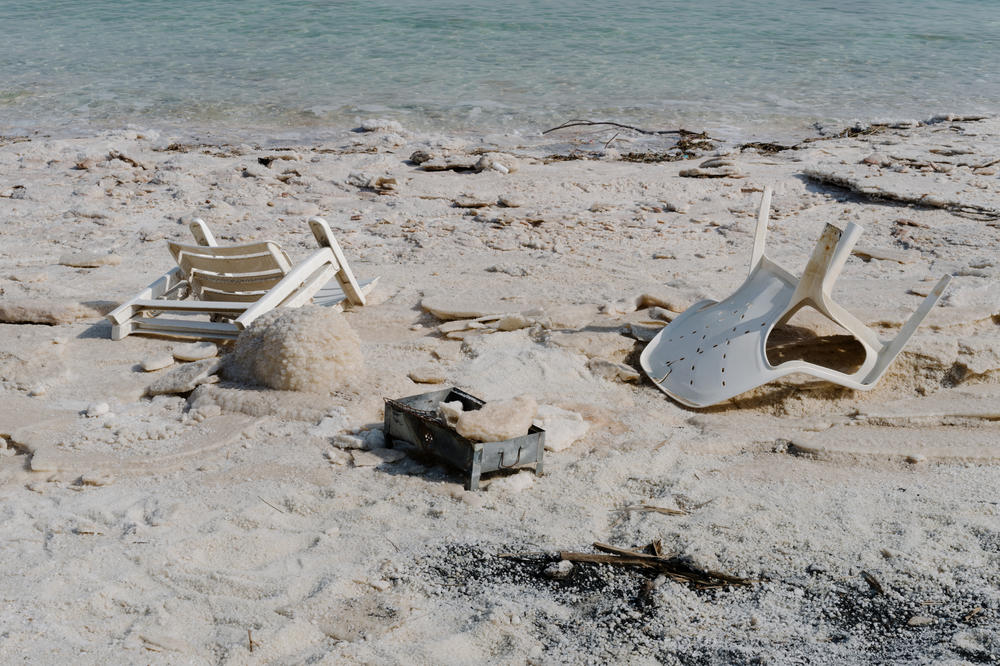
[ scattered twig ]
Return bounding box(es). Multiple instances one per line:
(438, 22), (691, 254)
(543, 119), (692, 136)
(555, 541), (753, 589)
(963, 606), (984, 623)
(861, 571), (885, 595)
(258, 496), (285, 514)
(248, 629), (257, 653)
(603, 132), (620, 150)
(386, 536), (400, 553)
(621, 503), (688, 516)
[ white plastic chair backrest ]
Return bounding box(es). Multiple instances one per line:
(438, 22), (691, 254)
(166, 236), (293, 302)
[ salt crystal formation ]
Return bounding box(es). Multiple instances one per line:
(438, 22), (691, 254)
(453, 395), (537, 443)
(225, 306), (364, 393)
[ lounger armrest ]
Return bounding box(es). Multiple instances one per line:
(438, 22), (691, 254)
(235, 249), (334, 327)
(106, 267), (185, 325)
(308, 217), (366, 305)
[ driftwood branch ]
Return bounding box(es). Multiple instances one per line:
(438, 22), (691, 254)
(497, 540), (754, 589)
(542, 118), (707, 137)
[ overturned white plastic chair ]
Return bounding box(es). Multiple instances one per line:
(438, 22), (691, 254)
(107, 217), (377, 341)
(639, 187), (951, 408)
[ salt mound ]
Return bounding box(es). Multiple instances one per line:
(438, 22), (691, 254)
(225, 306), (364, 393)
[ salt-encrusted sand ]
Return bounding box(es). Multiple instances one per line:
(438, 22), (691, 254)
(0, 118), (998, 664)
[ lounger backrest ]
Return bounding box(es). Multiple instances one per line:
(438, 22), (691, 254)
(167, 241), (293, 302)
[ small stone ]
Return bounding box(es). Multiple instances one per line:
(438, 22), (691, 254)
(679, 166), (744, 178)
(496, 313), (530, 331)
(332, 433), (369, 450)
(544, 560), (574, 579)
(0, 299), (102, 325)
(325, 448), (351, 465)
(698, 157), (737, 169)
(588, 358), (641, 383)
(421, 295), (514, 320)
(363, 428), (386, 449)
(533, 405), (589, 452)
(351, 448), (406, 467)
(488, 470), (535, 493)
(172, 341), (218, 362)
(862, 153), (890, 166)
(433, 341), (464, 362)
(359, 118), (404, 133)
(58, 252), (122, 268)
(647, 307), (674, 322)
(80, 473), (114, 486)
(372, 176), (397, 193)
(86, 402), (110, 417)
(408, 366), (447, 384)
(589, 202), (614, 213)
(453, 195), (491, 209)
(419, 156), (478, 172)
(473, 155), (495, 172)
(141, 354), (175, 372)
(497, 195), (522, 208)
(28, 386), (46, 397)
(146, 358), (223, 396)
(312, 413), (348, 438)
(907, 616), (935, 627)
(409, 150), (432, 164)
(454, 396), (537, 442)
(906, 454), (927, 464)
(346, 171), (372, 188)
(626, 322), (665, 342)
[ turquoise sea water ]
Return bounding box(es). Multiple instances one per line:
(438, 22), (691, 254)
(1, 1), (998, 139)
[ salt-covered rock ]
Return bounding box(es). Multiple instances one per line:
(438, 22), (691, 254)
(408, 150), (432, 164)
(172, 341), (217, 362)
(437, 401), (464, 428)
(408, 366), (447, 384)
(141, 354), (174, 372)
(86, 402), (110, 417)
(419, 156), (478, 172)
(351, 448), (406, 467)
(359, 118), (404, 133)
(496, 313), (531, 331)
(312, 413), (349, 439)
(225, 306), (364, 393)
(58, 252), (122, 268)
(146, 358), (223, 396)
(453, 194), (491, 209)
(421, 295), (519, 320)
(325, 448), (351, 465)
(454, 396), (537, 443)
(0, 299), (102, 324)
(497, 195), (523, 208)
(332, 433), (369, 450)
(487, 470), (535, 493)
(680, 157), (744, 178)
(588, 358), (641, 383)
(544, 560), (574, 579)
(533, 405), (589, 451)
(363, 428), (386, 449)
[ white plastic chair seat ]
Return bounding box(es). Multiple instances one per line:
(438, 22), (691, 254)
(640, 187), (951, 408)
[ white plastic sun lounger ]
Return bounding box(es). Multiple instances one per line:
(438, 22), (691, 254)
(107, 217), (377, 341)
(639, 187), (951, 407)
